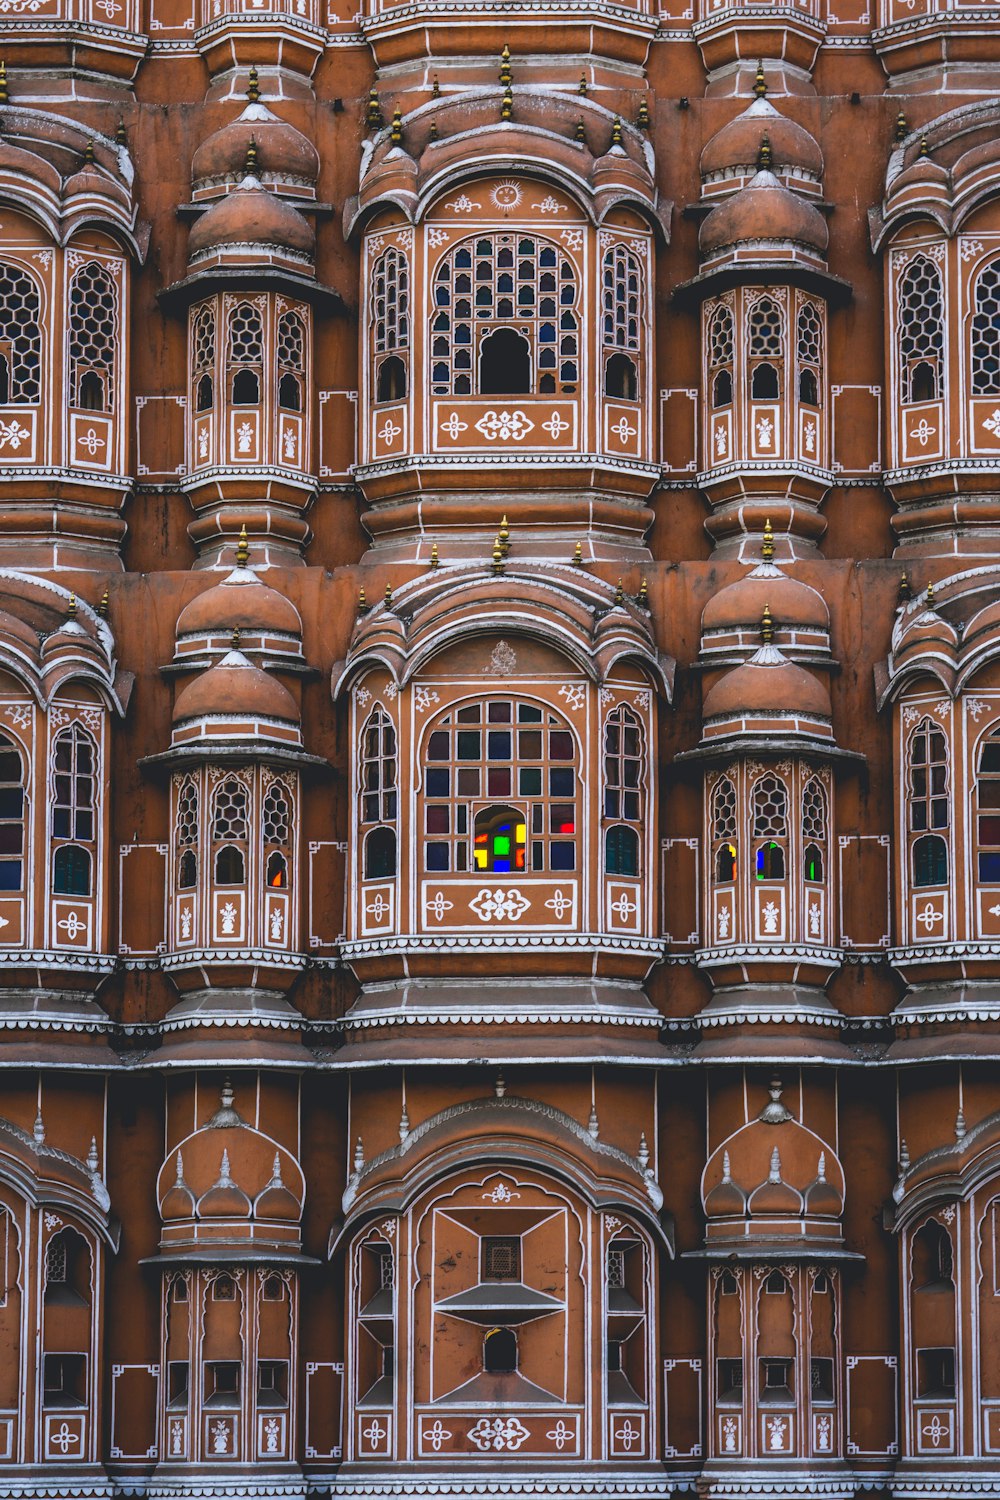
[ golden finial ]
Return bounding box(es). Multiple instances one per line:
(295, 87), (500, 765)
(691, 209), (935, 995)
(898, 569), (912, 605)
(499, 515), (510, 556)
(430, 542), (439, 568)
(231, 625), (241, 648)
(491, 536), (504, 575)
(429, 119), (439, 141)
(574, 118), (586, 143)
(610, 117), (623, 149)
(243, 137), (258, 177)
(757, 132), (772, 172)
(366, 87), (383, 131)
(247, 65), (260, 103)
(500, 87), (513, 122)
(761, 603), (774, 645)
(894, 109), (908, 143)
(97, 588), (109, 619)
(0, 62), (8, 106)
(499, 43), (512, 89)
(432, 74), (441, 98)
(925, 579), (935, 608)
(384, 582), (393, 606)
(83, 139), (95, 165)
(637, 97), (651, 130)
(638, 576), (648, 607)
(614, 578), (625, 606)
(762, 517), (774, 562)
(115, 117), (127, 147)
(358, 587), (369, 614)
(753, 59), (766, 98)
(390, 108), (403, 145)
(572, 541), (583, 566)
(918, 136), (929, 158)
(579, 71), (588, 95)
(236, 524), (249, 567)
(67, 593), (77, 621)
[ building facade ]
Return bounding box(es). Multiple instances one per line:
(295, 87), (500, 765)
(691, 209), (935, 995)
(0, 3), (997, 1498)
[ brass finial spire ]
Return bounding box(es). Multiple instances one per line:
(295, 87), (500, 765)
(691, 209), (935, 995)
(500, 86), (513, 122)
(429, 119), (439, 141)
(491, 536), (504, 575)
(894, 108), (908, 143)
(236, 524), (249, 567)
(918, 135), (929, 158)
(0, 62), (8, 106)
(432, 74), (440, 98)
(753, 59), (766, 98)
(757, 131), (772, 171)
(762, 517), (774, 562)
(430, 542), (439, 568)
(614, 578), (625, 606)
(67, 593), (77, 621)
(499, 43), (512, 88)
(243, 136), (258, 177)
(247, 65), (260, 103)
(638, 576), (648, 608)
(231, 625), (241, 649)
(115, 117), (127, 147)
(390, 108), (403, 145)
(97, 588), (109, 619)
(761, 602), (774, 644)
(572, 540), (583, 566)
(898, 569), (912, 605)
(578, 71), (587, 95)
(498, 514), (510, 556)
(610, 117), (623, 149)
(574, 118), (586, 143)
(358, 587), (369, 615)
(384, 582), (393, 606)
(366, 86), (383, 131)
(83, 139), (95, 165)
(925, 579), (935, 608)
(637, 97), (651, 130)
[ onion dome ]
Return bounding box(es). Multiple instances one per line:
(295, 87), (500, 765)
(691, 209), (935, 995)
(196, 1149), (253, 1218)
(700, 97), (824, 197)
(699, 169), (828, 266)
(701, 538), (830, 664)
(701, 1079), (846, 1251)
(188, 173), (315, 272)
(175, 542), (304, 666)
(160, 1151), (197, 1220)
(192, 101), (320, 201)
(701, 631), (833, 747)
(171, 646), (302, 750)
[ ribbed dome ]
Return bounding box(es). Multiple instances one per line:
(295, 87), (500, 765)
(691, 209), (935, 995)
(702, 569), (829, 634)
(176, 567), (303, 641)
(188, 176), (315, 259)
(703, 645), (831, 720)
(192, 103), (319, 190)
(700, 97), (823, 180)
(699, 170), (828, 257)
(172, 649), (299, 725)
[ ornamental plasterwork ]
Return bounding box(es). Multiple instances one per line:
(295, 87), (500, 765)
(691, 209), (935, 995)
(444, 193), (476, 214)
(966, 698), (989, 721)
(490, 181), (522, 214)
(486, 640), (517, 676)
(558, 683), (585, 712)
(959, 237), (986, 262)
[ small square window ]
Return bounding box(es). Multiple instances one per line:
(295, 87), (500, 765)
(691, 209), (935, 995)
(549, 768), (574, 797)
(426, 769), (450, 798)
(482, 1237), (520, 1281)
(487, 732), (511, 760)
(457, 769), (480, 796)
(487, 768), (512, 797)
(425, 843), (449, 871)
(457, 732), (481, 761)
(519, 768), (542, 796)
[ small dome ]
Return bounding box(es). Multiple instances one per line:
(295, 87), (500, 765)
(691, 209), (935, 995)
(703, 646), (831, 721)
(700, 98), (823, 180)
(703, 569), (829, 635)
(254, 1154), (302, 1221)
(176, 567), (303, 642)
(699, 170), (828, 257)
(196, 1148), (253, 1218)
(161, 1152), (197, 1221)
(192, 103), (319, 192)
(172, 649), (299, 726)
(188, 177), (315, 260)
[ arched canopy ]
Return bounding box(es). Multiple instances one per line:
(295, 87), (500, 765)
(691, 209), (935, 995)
(878, 566), (1000, 708)
(0, 572), (128, 715)
(0, 1115), (116, 1248)
(872, 100), (1000, 252)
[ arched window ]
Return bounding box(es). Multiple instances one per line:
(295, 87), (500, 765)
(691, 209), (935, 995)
(423, 698), (577, 874)
(430, 234), (578, 397)
(603, 706), (643, 873)
(752, 774), (787, 880)
(976, 727), (1000, 882)
(602, 244), (642, 400)
(605, 825), (639, 876)
(372, 245), (409, 403)
(360, 708), (397, 878)
(483, 1327), (517, 1374)
(227, 303), (263, 406)
(898, 256), (944, 404)
(972, 259), (1000, 396)
(263, 779), (293, 890)
(908, 717), (948, 886)
(0, 263), (42, 405)
(708, 303), (734, 409)
(376, 355), (406, 403)
(748, 297), (784, 399)
(802, 776), (827, 882)
(192, 302), (215, 413)
(69, 261), (117, 413)
(711, 776), (737, 883)
(605, 353), (637, 400)
(276, 310), (305, 413)
(913, 1219), (953, 1289)
(212, 778), (248, 886)
(175, 778), (199, 890)
(0, 734), (25, 893)
(913, 834), (947, 888)
(796, 300), (822, 406)
(51, 725), (96, 892)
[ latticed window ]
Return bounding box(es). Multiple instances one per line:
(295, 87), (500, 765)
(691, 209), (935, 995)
(909, 717), (948, 888)
(711, 775), (738, 882)
(796, 301), (822, 405)
(802, 776), (827, 882)
(430, 234), (578, 397)
(192, 302), (215, 413)
(69, 261), (118, 412)
(276, 310), (305, 412)
(0, 263), (41, 405)
(175, 777), (199, 891)
(263, 779), (292, 889)
(373, 248), (409, 354)
(45, 1237), (67, 1284)
(607, 1247), (626, 1288)
(482, 1236), (520, 1281)
(752, 774), (787, 880)
(971, 260), (1000, 396)
(51, 725), (96, 897)
(897, 256), (944, 403)
(976, 729), (1000, 882)
(748, 296), (784, 400)
(602, 245), (641, 351)
(708, 303), (734, 408)
(227, 302), (263, 405)
(361, 708), (397, 879)
(604, 706), (643, 876)
(0, 734), (25, 894)
(423, 699), (578, 875)
(212, 777), (249, 885)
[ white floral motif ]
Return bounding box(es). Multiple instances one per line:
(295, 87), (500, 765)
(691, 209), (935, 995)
(808, 902), (822, 937)
(756, 416), (774, 449)
(487, 641), (517, 676)
(269, 908), (284, 941)
(198, 429), (209, 459)
(542, 412), (569, 440)
(425, 891), (454, 922)
(48, 1423), (79, 1455)
(356, 688), (371, 706)
(57, 912), (86, 940)
(211, 1422), (230, 1455)
(902, 705), (922, 726)
(0, 419), (30, 451)
(983, 409), (1000, 439)
(424, 1420), (452, 1452)
(376, 417), (401, 446)
(967, 699), (988, 721)
(483, 1180), (520, 1203)
(476, 409), (534, 442)
(714, 425), (728, 457)
(445, 194), (475, 213)
(803, 419), (817, 455)
(170, 1419), (184, 1456)
(815, 1414), (831, 1451)
(723, 1416), (738, 1453)
(916, 901), (943, 932)
(767, 1416), (787, 1452)
(427, 228), (449, 248)
(367, 236), (385, 255)
(546, 1420), (573, 1450)
(717, 906), (731, 938)
(469, 887), (531, 922)
(610, 416), (637, 445)
(534, 196), (567, 215)
(384, 682), (398, 700)
(440, 412), (468, 441)
(362, 1418), (386, 1449)
(282, 428), (297, 460)
(933, 700), (950, 720)
(467, 1417), (530, 1452)
(633, 690), (651, 708)
(762, 901), (780, 935)
(180, 908), (193, 939)
(610, 892), (638, 924)
(921, 1414), (949, 1448)
(960, 239), (985, 261)
(3, 705), (30, 730)
(366, 893), (391, 922)
(78, 428), (106, 457)
(414, 686), (440, 713)
(236, 421), (253, 454)
(909, 417), (936, 447)
(614, 1419), (641, 1452)
(219, 901), (238, 935)
(560, 229), (583, 251)
(558, 684), (585, 711)
(263, 1419), (280, 1453)
(940, 1204), (956, 1223)
(599, 687), (615, 705)
(545, 890), (573, 920)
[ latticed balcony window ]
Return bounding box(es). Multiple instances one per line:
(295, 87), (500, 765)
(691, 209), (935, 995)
(802, 776), (828, 882)
(360, 708), (397, 879)
(708, 303), (734, 409)
(971, 259), (1000, 396)
(602, 244), (642, 400)
(263, 778), (293, 890)
(603, 705), (644, 876)
(372, 246), (409, 403)
(69, 261), (118, 412)
(212, 777), (249, 886)
(51, 724), (96, 897)
(175, 777), (199, 891)
(227, 302), (263, 406)
(711, 775), (738, 883)
(752, 773), (788, 880)
(897, 256), (944, 403)
(908, 717), (948, 887)
(0, 264), (41, 407)
(748, 296), (784, 401)
(0, 734), (25, 894)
